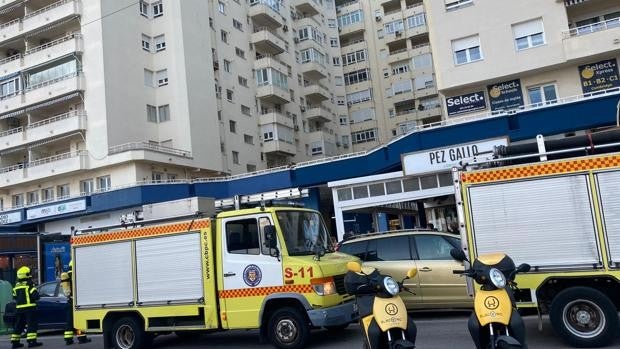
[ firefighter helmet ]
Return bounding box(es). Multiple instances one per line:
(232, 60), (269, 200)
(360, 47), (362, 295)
(17, 266), (31, 279)
(69, 260), (73, 269)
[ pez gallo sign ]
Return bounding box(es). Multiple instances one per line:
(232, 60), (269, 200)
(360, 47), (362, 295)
(487, 79), (524, 112)
(579, 59), (620, 94)
(402, 137), (508, 176)
(445, 91), (487, 116)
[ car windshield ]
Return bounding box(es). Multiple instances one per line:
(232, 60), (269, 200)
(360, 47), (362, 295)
(276, 210), (333, 256)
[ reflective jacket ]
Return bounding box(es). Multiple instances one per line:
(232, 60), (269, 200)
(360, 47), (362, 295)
(12, 280), (40, 309)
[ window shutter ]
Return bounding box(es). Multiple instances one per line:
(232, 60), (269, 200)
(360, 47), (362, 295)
(452, 35), (480, 51)
(512, 18), (543, 38)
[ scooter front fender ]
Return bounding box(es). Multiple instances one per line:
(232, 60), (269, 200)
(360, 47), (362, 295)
(373, 296), (408, 332)
(474, 289), (512, 326)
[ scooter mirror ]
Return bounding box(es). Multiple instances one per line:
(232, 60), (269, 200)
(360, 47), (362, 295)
(450, 248), (468, 262)
(347, 261), (362, 273)
(517, 263), (531, 273)
(406, 268), (417, 279)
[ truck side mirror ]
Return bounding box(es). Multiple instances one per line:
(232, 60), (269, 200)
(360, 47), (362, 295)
(450, 248), (468, 262)
(264, 225), (277, 249)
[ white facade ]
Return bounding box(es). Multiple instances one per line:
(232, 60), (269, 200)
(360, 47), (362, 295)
(0, 0), (351, 211)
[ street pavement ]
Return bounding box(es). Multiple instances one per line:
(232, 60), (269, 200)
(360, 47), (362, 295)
(1, 312), (618, 348)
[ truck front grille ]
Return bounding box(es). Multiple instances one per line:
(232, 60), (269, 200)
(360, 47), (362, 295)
(333, 274), (347, 295)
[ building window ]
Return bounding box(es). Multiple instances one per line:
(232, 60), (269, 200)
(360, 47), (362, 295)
(229, 120), (237, 133)
(384, 20), (404, 35)
(344, 69), (370, 85)
(339, 116), (348, 125)
(144, 69), (154, 87)
(238, 76), (248, 87)
(80, 179), (94, 195)
(412, 53), (432, 69)
(241, 105), (251, 116)
(332, 57), (341, 66)
(156, 69), (168, 86)
(263, 131), (274, 141)
(328, 19), (336, 28)
(139, 1), (149, 17)
(226, 89), (233, 102)
(330, 38), (339, 47)
(407, 13), (425, 28)
(0, 76), (20, 98)
(452, 35), (482, 65)
(42, 188), (54, 202)
(513, 18), (545, 51)
(335, 76), (343, 86)
(27, 191), (39, 205)
(342, 49), (366, 66)
(218, 1), (226, 14)
(235, 47), (245, 59)
(158, 104), (170, 122)
(232, 151), (239, 164)
(223, 59), (231, 72)
(97, 175), (111, 191)
(446, 0), (473, 11)
(12, 194), (23, 207)
(352, 129), (377, 144)
(221, 30), (228, 43)
(141, 34), (151, 51)
(527, 83), (557, 106)
(244, 134), (254, 145)
(154, 35), (166, 51)
(152, 1), (163, 17)
(152, 172), (164, 182)
(147, 104), (157, 122)
(391, 62), (409, 75)
(337, 10), (363, 28)
(346, 89), (372, 105)
(57, 184), (70, 199)
(233, 19), (243, 31)
(392, 80), (413, 95)
(247, 164), (256, 172)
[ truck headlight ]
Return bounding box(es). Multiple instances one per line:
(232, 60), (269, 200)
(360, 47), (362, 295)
(489, 268), (506, 289)
(312, 281), (336, 296)
(383, 277), (399, 296)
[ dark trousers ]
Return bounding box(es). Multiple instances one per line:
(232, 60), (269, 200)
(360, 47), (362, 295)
(64, 299), (88, 343)
(11, 308), (38, 344)
(468, 311), (527, 349)
(364, 316), (417, 349)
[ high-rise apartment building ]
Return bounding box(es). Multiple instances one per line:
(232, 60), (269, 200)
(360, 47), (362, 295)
(335, 0), (441, 151)
(0, 0), (350, 210)
(426, 0), (619, 121)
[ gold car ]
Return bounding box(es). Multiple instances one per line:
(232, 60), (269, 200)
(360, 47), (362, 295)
(337, 230), (472, 310)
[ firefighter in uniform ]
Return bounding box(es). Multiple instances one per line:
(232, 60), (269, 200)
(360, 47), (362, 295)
(10, 266), (42, 348)
(61, 261), (90, 345)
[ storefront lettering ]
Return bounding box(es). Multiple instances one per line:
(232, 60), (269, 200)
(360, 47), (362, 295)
(429, 145), (480, 164)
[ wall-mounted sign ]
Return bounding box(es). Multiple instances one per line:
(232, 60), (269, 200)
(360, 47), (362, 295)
(27, 199), (87, 220)
(487, 79), (524, 112)
(446, 91), (487, 116)
(0, 211), (22, 225)
(402, 137), (509, 175)
(44, 242), (70, 282)
(579, 58), (620, 94)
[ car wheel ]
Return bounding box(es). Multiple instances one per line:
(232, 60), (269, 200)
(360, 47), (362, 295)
(550, 286), (618, 348)
(267, 307), (309, 349)
(111, 317), (145, 349)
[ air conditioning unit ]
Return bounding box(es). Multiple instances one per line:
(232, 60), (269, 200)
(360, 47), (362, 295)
(383, 72), (389, 78)
(283, 25), (288, 32)
(336, 141), (341, 146)
(300, 106), (306, 112)
(346, 102), (353, 107)
(343, 143), (349, 148)
(294, 37), (300, 43)
(336, 8), (341, 13)
(375, 14), (382, 21)
(294, 125), (300, 131)
(395, 30), (402, 36)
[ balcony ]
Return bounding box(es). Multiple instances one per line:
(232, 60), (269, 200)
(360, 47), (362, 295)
(25, 72), (83, 108)
(262, 139), (296, 156)
(338, 21), (364, 37)
(407, 24), (428, 38)
(340, 39), (366, 54)
(256, 84), (290, 104)
(388, 48), (410, 64)
(259, 111), (294, 129)
(335, 1), (360, 14)
(562, 18), (620, 62)
(385, 32), (406, 44)
(0, 0), (21, 9)
(304, 106), (332, 123)
(409, 42), (431, 57)
(403, 2), (424, 18)
(0, 54), (21, 77)
(0, 0), (81, 45)
(23, 33), (83, 69)
(251, 28), (286, 55)
(249, 1), (283, 28)
(303, 83), (330, 102)
(0, 150), (88, 187)
(414, 84), (437, 98)
(390, 91), (415, 105)
(0, 127), (24, 150)
(417, 105), (442, 119)
(301, 61), (327, 80)
(294, 0), (321, 16)
(26, 111), (86, 144)
(254, 56), (288, 72)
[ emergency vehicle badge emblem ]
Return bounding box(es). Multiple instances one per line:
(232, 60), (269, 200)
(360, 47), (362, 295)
(243, 264), (262, 287)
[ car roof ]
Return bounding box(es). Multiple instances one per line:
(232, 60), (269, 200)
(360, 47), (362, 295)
(340, 229), (460, 244)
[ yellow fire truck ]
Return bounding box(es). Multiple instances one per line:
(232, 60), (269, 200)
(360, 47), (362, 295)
(454, 134), (620, 348)
(70, 191), (358, 349)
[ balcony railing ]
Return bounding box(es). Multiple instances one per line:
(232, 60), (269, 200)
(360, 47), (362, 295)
(0, 18), (19, 30)
(562, 18), (620, 38)
(24, 33), (81, 55)
(253, 26), (286, 41)
(26, 71), (80, 91)
(27, 110), (85, 129)
(0, 126), (23, 138)
(23, 0), (73, 19)
(28, 150), (85, 168)
(108, 142), (192, 158)
(0, 53), (20, 65)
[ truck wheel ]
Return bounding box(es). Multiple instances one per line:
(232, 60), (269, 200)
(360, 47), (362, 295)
(550, 287), (618, 348)
(111, 317), (145, 349)
(267, 307), (309, 349)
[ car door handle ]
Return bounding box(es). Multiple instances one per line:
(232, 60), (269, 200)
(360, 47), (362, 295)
(420, 267), (432, 272)
(224, 272), (236, 277)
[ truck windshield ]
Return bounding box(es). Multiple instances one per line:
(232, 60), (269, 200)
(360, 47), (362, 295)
(276, 210), (333, 256)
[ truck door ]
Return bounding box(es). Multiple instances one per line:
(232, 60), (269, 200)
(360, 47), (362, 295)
(220, 214), (283, 328)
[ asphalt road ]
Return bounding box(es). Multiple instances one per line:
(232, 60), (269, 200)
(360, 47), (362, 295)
(2, 312), (618, 349)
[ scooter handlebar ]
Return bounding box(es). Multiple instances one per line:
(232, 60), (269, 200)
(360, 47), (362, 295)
(452, 270), (466, 274)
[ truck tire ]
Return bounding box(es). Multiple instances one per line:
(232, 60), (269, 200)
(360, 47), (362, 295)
(267, 307), (309, 349)
(549, 287), (618, 348)
(111, 317), (145, 349)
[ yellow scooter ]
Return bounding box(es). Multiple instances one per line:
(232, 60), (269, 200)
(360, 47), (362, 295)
(344, 261), (417, 349)
(450, 249), (531, 349)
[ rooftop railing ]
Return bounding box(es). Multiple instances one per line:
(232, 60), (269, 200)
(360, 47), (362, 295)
(108, 142), (192, 158)
(562, 17), (620, 38)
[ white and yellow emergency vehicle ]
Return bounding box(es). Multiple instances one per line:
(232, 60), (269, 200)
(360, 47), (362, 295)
(454, 134), (620, 348)
(69, 192), (358, 349)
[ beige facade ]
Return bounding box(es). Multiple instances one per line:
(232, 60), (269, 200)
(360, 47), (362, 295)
(335, 0), (442, 151)
(425, 0), (620, 118)
(0, 0), (350, 210)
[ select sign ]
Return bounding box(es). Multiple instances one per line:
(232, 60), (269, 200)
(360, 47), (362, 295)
(402, 138), (508, 175)
(446, 91), (487, 116)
